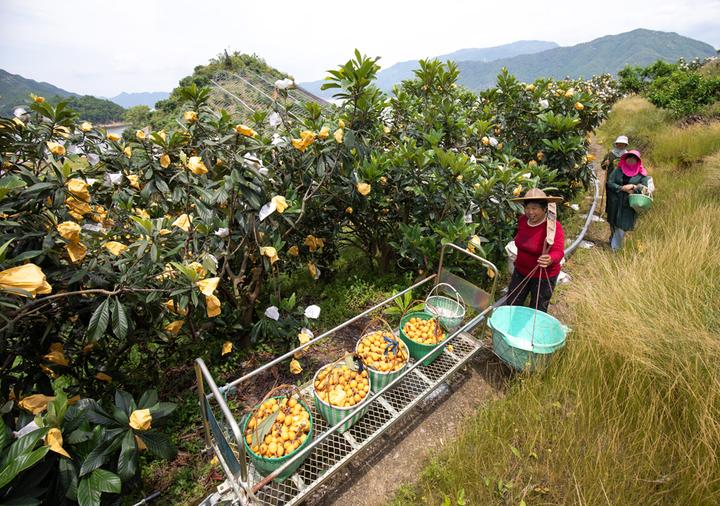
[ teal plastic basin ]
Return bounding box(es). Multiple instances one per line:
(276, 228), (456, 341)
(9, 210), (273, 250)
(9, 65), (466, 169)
(489, 306), (567, 372)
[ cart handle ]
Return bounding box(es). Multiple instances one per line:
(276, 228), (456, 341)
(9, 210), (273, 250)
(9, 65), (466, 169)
(425, 282), (465, 310)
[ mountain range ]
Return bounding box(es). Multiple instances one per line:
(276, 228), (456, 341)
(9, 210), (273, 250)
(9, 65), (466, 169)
(301, 29), (717, 97)
(106, 91), (170, 108)
(370, 40), (559, 91)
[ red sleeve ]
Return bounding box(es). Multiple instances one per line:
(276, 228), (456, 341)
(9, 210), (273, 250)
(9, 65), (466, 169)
(548, 221), (565, 264)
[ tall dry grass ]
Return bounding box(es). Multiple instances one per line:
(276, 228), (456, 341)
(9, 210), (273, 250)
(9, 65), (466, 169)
(389, 99), (720, 506)
(598, 96), (720, 167)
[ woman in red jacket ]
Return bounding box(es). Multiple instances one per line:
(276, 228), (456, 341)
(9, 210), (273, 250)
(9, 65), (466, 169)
(505, 188), (564, 313)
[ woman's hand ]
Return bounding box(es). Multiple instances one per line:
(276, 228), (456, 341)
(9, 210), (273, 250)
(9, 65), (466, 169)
(537, 254), (552, 268)
(622, 184), (636, 193)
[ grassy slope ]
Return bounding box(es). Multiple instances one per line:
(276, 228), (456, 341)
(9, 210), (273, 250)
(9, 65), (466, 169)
(389, 97), (720, 505)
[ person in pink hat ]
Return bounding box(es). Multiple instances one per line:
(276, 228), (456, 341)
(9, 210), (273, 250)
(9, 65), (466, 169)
(606, 150), (651, 251)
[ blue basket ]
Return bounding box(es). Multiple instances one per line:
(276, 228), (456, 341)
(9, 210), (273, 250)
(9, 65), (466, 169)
(489, 306), (568, 372)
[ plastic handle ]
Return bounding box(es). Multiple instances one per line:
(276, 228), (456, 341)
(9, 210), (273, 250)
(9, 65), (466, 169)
(426, 282), (465, 308)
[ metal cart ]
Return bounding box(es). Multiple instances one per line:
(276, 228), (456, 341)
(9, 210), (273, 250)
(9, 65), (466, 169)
(195, 243), (499, 505)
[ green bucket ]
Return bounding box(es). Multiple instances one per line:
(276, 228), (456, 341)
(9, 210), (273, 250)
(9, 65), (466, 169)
(629, 193), (653, 213)
(488, 306), (567, 372)
(312, 364), (372, 433)
(241, 396), (314, 482)
(399, 311), (449, 366)
(355, 337), (409, 393)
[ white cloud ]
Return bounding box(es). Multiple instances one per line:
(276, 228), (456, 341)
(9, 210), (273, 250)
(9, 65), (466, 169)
(0, 0), (718, 97)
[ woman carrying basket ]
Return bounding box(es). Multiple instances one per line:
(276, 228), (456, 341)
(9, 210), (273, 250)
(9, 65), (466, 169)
(606, 150), (650, 251)
(504, 189), (564, 313)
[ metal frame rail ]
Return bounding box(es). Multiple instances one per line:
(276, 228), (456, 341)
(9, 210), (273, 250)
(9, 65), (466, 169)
(196, 174), (601, 505)
(196, 244), (498, 505)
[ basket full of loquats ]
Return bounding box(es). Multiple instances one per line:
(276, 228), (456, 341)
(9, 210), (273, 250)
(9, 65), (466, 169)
(242, 386), (314, 481)
(399, 310), (449, 366)
(355, 318), (409, 393)
(312, 354), (372, 433)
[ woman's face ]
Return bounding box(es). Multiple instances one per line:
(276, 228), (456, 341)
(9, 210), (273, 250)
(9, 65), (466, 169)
(615, 143), (627, 150)
(524, 202), (546, 223)
(625, 156), (638, 166)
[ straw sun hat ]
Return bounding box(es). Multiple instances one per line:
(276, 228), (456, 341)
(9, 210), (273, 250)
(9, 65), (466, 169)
(510, 188), (563, 203)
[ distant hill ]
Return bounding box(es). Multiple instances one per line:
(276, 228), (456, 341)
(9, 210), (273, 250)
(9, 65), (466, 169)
(374, 40), (559, 91)
(301, 40), (558, 98)
(0, 68), (76, 115)
(109, 91), (169, 109)
(455, 29), (718, 90)
(0, 68), (125, 122)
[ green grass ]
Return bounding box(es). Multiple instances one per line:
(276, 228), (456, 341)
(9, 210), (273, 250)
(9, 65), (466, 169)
(388, 98), (720, 505)
(598, 95), (720, 167)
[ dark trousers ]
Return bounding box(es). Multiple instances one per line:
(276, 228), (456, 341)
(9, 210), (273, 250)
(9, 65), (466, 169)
(505, 269), (558, 313)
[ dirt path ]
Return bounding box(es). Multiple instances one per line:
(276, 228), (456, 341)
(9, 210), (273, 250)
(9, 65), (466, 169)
(308, 348), (508, 506)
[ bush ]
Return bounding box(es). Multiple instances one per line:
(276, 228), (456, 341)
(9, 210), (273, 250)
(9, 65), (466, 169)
(618, 58), (720, 117)
(1, 50), (616, 502)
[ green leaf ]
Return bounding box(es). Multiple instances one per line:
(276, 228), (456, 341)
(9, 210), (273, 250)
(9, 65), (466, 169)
(86, 298), (110, 342)
(0, 417), (8, 450)
(1, 428), (48, 468)
(89, 468), (121, 493)
(0, 238), (14, 262)
(58, 457), (79, 501)
(510, 445), (521, 458)
(137, 390), (158, 409)
(10, 250), (43, 263)
(344, 354), (360, 372)
(77, 476), (101, 506)
(111, 298), (128, 340)
(117, 430), (137, 482)
(136, 431), (176, 460)
(79, 439), (112, 477)
(0, 445), (49, 489)
(251, 410), (279, 452)
(114, 391), (136, 417)
(148, 402), (176, 420)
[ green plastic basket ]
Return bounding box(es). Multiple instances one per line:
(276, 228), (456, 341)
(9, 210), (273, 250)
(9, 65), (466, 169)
(241, 396), (314, 482)
(399, 311), (449, 366)
(425, 283), (466, 331)
(312, 364), (372, 433)
(355, 336), (408, 393)
(488, 306), (567, 372)
(629, 193), (653, 213)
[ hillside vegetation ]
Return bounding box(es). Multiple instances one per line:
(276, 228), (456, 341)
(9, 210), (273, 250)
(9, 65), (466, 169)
(0, 69), (125, 123)
(390, 96), (720, 505)
(0, 68), (74, 115)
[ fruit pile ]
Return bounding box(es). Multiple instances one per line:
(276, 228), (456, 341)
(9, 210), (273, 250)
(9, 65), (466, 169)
(403, 317), (446, 345)
(245, 396), (311, 458)
(314, 364), (370, 408)
(356, 331), (408, 372)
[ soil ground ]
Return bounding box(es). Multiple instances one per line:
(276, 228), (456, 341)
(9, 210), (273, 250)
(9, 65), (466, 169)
(317, 348), (509, 506)
(302, 146), (609, 506)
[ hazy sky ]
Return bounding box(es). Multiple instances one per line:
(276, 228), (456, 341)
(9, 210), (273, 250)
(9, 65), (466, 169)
(1, 0), (718, 97)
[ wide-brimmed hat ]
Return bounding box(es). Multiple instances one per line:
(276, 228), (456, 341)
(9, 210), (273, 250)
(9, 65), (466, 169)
(614, 135), (629, 145)
(620, 149), (642, 162)
(510, 188), (563, 203)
